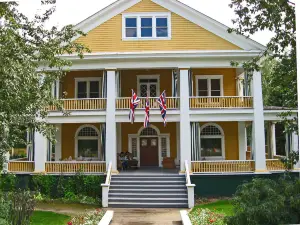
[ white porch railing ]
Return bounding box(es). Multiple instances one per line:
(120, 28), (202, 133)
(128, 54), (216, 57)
(45, 161), (106, 173)
(116, 97), (180, 109)
(8, 161), (35, 173)
(192, 160), (255, 173)
(48, 98), (107, 111)
(102, 162), (112, 208)
(190, 96), (253, 109)
(185, 160), (195, 209)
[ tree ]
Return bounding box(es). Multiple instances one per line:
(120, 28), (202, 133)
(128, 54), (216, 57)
(0, 1), (89, 170)
(229, 0), (297, 132)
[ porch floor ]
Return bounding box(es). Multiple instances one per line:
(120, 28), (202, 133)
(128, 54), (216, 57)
(118, 167), (180, 175)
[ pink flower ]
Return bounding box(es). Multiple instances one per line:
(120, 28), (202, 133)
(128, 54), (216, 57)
(67, 222), (72, 225)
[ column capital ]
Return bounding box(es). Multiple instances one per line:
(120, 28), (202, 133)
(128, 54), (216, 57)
(178, 67), (191, 70)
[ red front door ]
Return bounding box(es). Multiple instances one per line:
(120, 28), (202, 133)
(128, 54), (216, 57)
(140, 137), (159, 167)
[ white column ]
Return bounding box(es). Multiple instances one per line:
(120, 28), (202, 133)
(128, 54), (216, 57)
(105, 70), (117, 172)
(291, 132), (300, 169)
(252, 71), (267, 172)
(55, 124), (62, 161)
(117, 123), (122, 154)
(176, 122), (180, 166)
(34, 131), (47, 172)
(270, 122), (276, 158)
(238, 122), (247, 160)
(179, 68), (191, 171)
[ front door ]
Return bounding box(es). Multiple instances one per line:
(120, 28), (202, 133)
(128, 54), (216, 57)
(140, 137), (159, 167)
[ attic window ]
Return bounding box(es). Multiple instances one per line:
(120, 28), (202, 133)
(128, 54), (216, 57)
(123, 13), (171, 40)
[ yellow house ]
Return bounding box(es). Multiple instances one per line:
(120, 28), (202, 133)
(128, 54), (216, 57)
(7, 0), (298, 208)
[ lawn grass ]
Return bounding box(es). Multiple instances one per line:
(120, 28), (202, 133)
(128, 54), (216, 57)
(31, 211), (71, 225)
(192, 200), (234, 216)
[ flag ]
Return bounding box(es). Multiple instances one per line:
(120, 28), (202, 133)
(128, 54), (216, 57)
(157, 90), (167, 127)
(129, 89), (140, 123)
(144, 96), (150, 128)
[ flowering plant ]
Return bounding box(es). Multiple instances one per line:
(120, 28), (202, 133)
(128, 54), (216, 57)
(189, 208), (226, 225)
(67, 209), (105, 225)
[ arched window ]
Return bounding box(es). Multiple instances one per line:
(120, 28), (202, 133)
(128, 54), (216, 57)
(200, 124), (224, 159)
(75, 125), (100, 159)
(140, 127), (158, 136)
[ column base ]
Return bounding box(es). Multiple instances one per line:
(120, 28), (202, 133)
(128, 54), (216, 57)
(33, 171), (46, 174)
(254, 170), (270, 173)
(111, 170), (119, 175)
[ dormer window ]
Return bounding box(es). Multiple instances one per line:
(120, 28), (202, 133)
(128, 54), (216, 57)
(122, 13), (171, 40)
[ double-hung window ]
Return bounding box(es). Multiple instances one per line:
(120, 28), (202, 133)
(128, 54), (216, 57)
(196, 75), (223, 97)
(75, 78), (102, 99)
(123, 13), (171, 39)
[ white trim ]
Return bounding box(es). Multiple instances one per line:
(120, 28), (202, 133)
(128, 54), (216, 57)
(137, 75), (160, 97)
(195, 75), (224, 96)
(74, 125), (101, 160)
(122, 12), (171, 40)
(75, 77), (102, 99)
(200, 123), (225, 160)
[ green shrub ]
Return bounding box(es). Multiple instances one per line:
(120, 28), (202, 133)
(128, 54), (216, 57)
(0, 174), (16, 192)
(32, 174), (55, 197)
(189, 208), (226, 225)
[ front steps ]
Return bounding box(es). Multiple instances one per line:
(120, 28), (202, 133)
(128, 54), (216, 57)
(108, 174), (188, 208)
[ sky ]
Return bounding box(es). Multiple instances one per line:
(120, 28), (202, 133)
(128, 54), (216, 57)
(17, 0), (275, 46)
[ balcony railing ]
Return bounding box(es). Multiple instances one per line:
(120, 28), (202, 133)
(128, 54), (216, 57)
(116, 97), (180, 109)
(48, 98), (106, 111)
(190, 97), (253, 109)
(266, 159), (286, 171)
(8, 161), (34, 173)
(192, 160), (255, 173)
(45, 161), (106, 173)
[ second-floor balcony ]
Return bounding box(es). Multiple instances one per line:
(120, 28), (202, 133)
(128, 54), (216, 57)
(48, 98), (107, 111)
(190, 96), (253, 109)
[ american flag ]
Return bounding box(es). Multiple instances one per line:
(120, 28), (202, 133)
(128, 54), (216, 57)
(129, 89), (140, 123)
(157, 91), (167, 127)
(144, 96), (150, 128)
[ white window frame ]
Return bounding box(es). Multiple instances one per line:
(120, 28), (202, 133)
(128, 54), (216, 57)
(122, 12), (172, 40)
(200, 123), (225, 160)
(195, 75), (224, 97)
(137, 75), (160, 97)
(75, 77), (102, 99)
(74, 125), (101, 160)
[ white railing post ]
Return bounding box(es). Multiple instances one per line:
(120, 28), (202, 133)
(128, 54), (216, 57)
(101, 162), (112, 208)
(185, 160), (195, 209)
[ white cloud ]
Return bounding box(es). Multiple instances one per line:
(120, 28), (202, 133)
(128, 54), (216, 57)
(17, 0), (274, 46)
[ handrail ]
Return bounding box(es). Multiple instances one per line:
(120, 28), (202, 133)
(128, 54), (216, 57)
(105, 162), (113, 185)
(46, 161), (105, 164)
(116, 97), (180, 109)
(48, 98), (107, 111)
(185, 160), (191, 185)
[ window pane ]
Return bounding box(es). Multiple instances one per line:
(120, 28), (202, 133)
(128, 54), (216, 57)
(199, 91), (208, 97)
(77, 81), (87, 98)
(126, 18), (137, 27)
(141, 28), (152, 37)
(140, 84), (148, 97)
(156, 28), (168, 37)
(126, 28), (137, 37)
(90, 81), (100, 98)
(156, 18), (168, 27)
(211, 79), (221, 91)
(141, 18), (152, 27)
(150, 84), (157, 97)
(78, 140), (98, 158)
(201, 138), (222, 157)
(211, 91), (221, 97)
(198, 79), (208, 90)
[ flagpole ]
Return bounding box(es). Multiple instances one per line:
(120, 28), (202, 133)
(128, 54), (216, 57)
(295, 0), (300, 168)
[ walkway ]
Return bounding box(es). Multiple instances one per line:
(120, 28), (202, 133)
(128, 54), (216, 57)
(109, 208), (182, 225)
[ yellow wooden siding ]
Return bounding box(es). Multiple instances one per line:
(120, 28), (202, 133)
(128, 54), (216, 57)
(76, 0), (241, 52)
(193, 68), (237, 96)
(120, 69), (172, 97)
(61, 123), (101, 159)
(61, 71), (103, 99)
(121, 122), (177, 159)
(200, 122), (239, 160)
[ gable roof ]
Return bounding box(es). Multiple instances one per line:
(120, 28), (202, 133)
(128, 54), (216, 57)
(73, 0), (266, 51)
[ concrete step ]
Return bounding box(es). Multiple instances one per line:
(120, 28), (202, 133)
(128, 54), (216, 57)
(108, 202), (188, 208)
(110, 180), (186, 185)
(108, 197), (188, 203)
(109, 193), (188, 198)
(110, 184), (186, 189)
(111, 177), (185, 181)
(109, 189), (187, 194)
